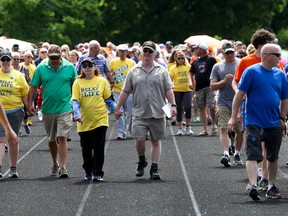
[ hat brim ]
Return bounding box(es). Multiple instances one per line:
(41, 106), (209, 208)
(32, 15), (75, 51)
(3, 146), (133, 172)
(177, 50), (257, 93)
(224, 48), (235, 53)
(142, 46), (155, 52)
(0, 55), (12, 60)
(48, 54), (61, 57)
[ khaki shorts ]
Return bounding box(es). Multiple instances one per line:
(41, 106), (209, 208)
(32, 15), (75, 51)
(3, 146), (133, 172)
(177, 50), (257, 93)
(195, 87), (215, 109)
(132, 117), (166, 140)
(216, 106), (241, 132)
(43, 111), (73, 142)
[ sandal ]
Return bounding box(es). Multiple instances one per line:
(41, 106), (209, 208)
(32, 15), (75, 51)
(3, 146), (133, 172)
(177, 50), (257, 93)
(199, 131), (208, 136)
(212, 127), (218, 135)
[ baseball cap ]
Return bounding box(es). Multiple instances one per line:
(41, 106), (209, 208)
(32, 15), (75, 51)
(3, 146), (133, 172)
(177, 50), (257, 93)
(222, 41), (235, 53)
(47, 44), (61, 57)
(142, 41), (156, 52)
(117, 44), (129, 51)
(81, 57), (95, 65)
(193, 43), (208, 51)
(235, 41), (242, 46)
(0, 50), (12, 60)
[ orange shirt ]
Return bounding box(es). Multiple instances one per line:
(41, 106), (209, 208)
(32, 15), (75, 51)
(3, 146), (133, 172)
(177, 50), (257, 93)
(234, 53), (285, 82)
(234, 54), (261, 82)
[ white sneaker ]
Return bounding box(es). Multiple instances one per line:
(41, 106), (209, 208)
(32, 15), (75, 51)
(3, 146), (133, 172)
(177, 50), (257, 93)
(176, 128), (184, 136)
(186, 126), (194, 135)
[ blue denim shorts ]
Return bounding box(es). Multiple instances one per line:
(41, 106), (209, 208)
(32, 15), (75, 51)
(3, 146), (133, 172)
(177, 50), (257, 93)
(0, 109), (24, 137)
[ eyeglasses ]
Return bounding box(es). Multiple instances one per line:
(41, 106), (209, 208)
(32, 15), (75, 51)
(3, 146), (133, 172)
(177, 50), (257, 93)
(49, 56), (61, 60)
(82, 63), (94, 68)
(266, 53), (281, 58)
(177, 58), (185, 60)
(41, 51), (47, 54)
(143, 49), (153, 54)
(1, 58), (11, 62)
(13, 58), (20, 61)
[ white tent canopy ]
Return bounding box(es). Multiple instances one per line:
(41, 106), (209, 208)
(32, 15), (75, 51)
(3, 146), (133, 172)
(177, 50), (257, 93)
(0, 36), (36, 52)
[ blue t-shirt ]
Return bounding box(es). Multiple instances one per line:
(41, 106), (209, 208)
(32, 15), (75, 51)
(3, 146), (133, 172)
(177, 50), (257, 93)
(238, 63), (288, 128)
(284, 64), (288, 73)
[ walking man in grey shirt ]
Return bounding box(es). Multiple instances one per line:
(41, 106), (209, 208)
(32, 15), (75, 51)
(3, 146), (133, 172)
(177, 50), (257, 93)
(114, 41), (176, 180)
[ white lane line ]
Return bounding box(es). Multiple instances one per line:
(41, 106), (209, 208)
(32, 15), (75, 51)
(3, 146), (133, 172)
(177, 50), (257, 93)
(169, 126), (202, 216)
(76, 126), (115, 216)
(3, 136), (47, 177)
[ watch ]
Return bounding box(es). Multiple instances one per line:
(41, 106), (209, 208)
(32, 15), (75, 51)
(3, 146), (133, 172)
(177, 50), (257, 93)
(171, 104), (177, 108)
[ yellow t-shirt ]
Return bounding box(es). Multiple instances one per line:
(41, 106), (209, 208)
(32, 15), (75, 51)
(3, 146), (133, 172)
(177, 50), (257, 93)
(109, 57), (136, 92)
(167, 62), (175, 71)
(169, 64), (192, 92)
(20, 63), (36, 79)
(0, 69), (29, 110)
(71, 76), (111, 132)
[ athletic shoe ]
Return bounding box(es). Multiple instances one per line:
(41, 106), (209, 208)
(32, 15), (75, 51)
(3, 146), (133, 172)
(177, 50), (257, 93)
(249, 185), (260, 201)
(192, 117), (200, 123)
(0, 167), (2, 179)
(8, 167), (19, 178)
(116, 133), (126, 140)
(85, 173), (92, 180)
(258, 178), (268, 191)
(50, 164), (60, 176)
(136, 160), (148, 177)
(185, 126), (194, 135)
(93, 176), (104, 182)
(5, 144), (8, 153)
(233, 154), (244, 165)
(24, 124), (31, 134)
(266, 185), (283, 199)
(150, 167), (161, 180)
(59, 167), (69, 178)
(176, 128), (184, 136)
(220, 155), (231, 167)
(171, 121), (176, 125)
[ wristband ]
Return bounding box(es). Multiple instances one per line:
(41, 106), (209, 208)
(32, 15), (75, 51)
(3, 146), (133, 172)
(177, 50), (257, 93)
(280, 117), (286, 121)
(171, 104), (177, 108)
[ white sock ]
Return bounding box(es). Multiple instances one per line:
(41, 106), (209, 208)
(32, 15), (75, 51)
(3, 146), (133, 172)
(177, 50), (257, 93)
(234, 150), (240, 156)
(223, 151), (229, 156)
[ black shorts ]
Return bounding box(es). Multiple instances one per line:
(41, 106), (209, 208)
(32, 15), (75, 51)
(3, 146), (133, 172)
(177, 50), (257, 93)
(245, 124), (282, 162)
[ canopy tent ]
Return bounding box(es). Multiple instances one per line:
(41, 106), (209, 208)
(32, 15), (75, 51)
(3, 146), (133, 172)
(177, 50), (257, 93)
(184, 35), (222, 49)
(0, 36), (36, 52)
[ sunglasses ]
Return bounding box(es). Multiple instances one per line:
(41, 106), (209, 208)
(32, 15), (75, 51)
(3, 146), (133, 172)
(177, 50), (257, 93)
(143, 49), (154, 54)
(82, 63), (94, 68)
(177, 57), (185, 60)
(267, 53), (281, 58)
(61, 49), (67, 52)
(225, 51), (234, 55)
(41, 51), (47, 54)
(236, 55), (244, 59)
(26, 56), (33, 58)
(49, 56), (61, 60)
(1, 58), (11, 62)
(13, 58), (20, 61)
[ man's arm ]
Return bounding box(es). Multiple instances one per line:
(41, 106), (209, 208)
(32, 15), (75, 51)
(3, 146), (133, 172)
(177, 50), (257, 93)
(114, 91), (129, 120)
(228, 89), (245, 131)
(27, 86), (38, 116)
(210, 73), (234, 91)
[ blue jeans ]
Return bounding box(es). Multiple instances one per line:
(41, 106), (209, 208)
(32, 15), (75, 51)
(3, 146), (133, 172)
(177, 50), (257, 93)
(113, 92), (132, 136)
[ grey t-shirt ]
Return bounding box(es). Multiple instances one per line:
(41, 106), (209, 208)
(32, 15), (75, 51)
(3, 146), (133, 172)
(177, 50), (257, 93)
(210, 58), (240, 108)
(122, 62), (173, 119)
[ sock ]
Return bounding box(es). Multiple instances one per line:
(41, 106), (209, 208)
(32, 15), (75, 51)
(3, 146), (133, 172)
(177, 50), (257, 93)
(234, 151), (240, 156)
(139, 155), (146, 162)
(268, 184), (274, 190)
(223, 151), (229, 156)
(151, 163), (158, 169)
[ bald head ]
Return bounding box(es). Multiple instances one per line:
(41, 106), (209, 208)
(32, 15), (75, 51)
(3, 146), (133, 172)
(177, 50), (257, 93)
(260, 43), (281, 58)
(260, 43), (281, 69)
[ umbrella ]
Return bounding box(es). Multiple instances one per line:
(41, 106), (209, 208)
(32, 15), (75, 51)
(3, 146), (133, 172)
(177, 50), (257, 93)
(184, 35), (222, 48)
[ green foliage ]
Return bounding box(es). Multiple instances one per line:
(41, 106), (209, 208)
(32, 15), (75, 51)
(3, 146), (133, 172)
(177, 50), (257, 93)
(0, 0), (287, 49)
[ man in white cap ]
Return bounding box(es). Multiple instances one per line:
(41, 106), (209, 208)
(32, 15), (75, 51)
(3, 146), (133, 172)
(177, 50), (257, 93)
(190, 43), (217, 136)
(109, 44), (136, 140)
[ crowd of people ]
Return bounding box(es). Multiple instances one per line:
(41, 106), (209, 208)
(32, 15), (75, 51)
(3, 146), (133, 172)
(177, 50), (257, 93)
(0, 28), (287, 201)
